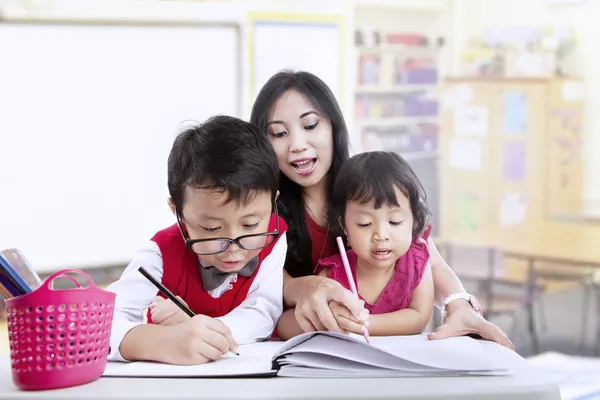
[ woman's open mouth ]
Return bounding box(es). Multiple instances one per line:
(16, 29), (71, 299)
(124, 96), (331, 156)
(290, 158), (317, 176)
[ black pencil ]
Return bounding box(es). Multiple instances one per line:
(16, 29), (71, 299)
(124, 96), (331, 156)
(138, 266), (195, 317)
(137, 266), (239, 356)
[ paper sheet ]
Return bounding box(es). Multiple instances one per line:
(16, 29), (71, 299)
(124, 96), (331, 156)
(449, 138), (482, 171)
(502, 141), (527, 182)
(500, 193), (526, 227)
(562, 81), (585, 101)
(457, 193), (478, 231)
(528, 352), (600, 400)
(442, 84), (473, 109)
(454, 106), (488, 136)
(502, 91), (527, 134)
(102, 341), (283, 377)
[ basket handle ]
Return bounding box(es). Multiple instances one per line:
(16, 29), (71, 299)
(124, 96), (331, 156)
(44, 269), (98, 291)
(52, 274), (82, 289)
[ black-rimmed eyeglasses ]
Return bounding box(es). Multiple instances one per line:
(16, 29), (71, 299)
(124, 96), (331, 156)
(176, 204), (279, 255)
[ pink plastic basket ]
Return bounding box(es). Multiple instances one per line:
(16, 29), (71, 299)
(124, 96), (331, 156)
(4, 269), (116, 391)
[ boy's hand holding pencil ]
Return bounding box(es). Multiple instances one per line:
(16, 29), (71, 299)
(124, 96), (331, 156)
(161, 314), (239, 365)
(135, 266), (239, 365)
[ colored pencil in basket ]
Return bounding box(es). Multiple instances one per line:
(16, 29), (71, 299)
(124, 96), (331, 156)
(0, 255), (32, 297)
(0, 272), (18, 298)
(0, 248), (42, 290)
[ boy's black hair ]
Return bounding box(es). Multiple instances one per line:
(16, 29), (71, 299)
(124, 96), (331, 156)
(249, 70), (350, 278)
(328, 151), (430, 239)
(167, 115), (279, 211)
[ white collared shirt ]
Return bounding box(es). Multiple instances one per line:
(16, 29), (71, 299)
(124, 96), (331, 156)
(105, 233), (286, 362)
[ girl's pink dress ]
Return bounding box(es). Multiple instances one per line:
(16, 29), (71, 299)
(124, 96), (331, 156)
(315, 224), (432, 314)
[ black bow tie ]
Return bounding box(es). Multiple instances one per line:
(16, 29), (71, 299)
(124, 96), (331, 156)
(199, 256), (259, 292)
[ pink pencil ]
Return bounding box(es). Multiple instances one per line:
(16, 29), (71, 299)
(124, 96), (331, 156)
(336, 236), (371, 344)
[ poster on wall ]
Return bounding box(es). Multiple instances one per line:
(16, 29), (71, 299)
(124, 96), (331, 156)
(500, 193), (526, 227)
(457, 193), (479, 231)
(453, 106), (488, 136)
(449, 138), (482, 171)
(502, 91), (527, 135)
(561, 81), (585, 101)
(442, 84), (473, 110)
(502, 141), (527, 182)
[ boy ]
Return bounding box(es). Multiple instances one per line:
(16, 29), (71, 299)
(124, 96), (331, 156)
(106, 116), (287, 366)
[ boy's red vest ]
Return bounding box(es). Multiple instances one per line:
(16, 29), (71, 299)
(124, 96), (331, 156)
(146, 214), (286, 323)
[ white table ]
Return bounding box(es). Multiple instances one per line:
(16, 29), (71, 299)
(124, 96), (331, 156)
(0, 346), (560, 400)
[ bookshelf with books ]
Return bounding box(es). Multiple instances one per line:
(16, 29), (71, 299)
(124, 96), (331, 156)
(355, 31), (442, 235)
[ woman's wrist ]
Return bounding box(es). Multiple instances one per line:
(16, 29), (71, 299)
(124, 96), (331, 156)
(446, 297), (472, 314)
(443, 293), (482, 318)
(283, 274), (322, 308)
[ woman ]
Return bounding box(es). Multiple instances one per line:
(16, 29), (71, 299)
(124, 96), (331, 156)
(250, 71), (513, 348)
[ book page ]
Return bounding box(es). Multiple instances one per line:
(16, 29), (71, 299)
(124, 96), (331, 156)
(280, 335), (435, 372)
(277, 332), (503, 373)
(103, 341), (283, 378)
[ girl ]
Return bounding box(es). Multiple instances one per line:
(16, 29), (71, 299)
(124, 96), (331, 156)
(316, 151), (433, 336)
(249, 70), (513, 349)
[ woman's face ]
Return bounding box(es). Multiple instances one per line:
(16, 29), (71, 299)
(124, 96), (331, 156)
(265, 90), (333, 190)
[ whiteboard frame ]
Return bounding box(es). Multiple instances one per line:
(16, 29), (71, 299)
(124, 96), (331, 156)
(0, 18), (243, 271)
(0, 18), (244, 120)
(246, 12), (346, 114)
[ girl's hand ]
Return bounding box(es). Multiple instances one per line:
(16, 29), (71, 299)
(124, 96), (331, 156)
(293, 276), (369, 333)
(328, 300), (369, 335)
(164, 314), (238, 365)
(150, 296), (191, 326)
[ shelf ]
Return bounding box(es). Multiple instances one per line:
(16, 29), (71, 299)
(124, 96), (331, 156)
(402, 150), (439, 161)
(352, 0), (446, 12)
(357, 45), (440, 56)
(356, 84), (437, 94)
(357, 116), (438, 127)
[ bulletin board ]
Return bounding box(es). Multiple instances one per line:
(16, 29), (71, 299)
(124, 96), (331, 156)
(0, 20), (242, 272)
(489, 81), (548, 233)
(439, 81), (497, 238)
(247, 12), (346, 112)
(440, 78), (584, 239)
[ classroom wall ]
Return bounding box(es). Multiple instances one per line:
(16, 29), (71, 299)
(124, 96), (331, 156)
(447, 0), (600, 216)
(0, 0), (357, 271)
(0, 0), (356, 138)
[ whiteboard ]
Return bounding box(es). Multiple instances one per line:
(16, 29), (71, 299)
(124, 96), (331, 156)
(251, 21), (342, 104)
(0, 22), (241, 272)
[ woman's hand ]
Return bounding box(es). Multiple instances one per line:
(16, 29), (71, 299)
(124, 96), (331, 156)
(150, 296), (190, 326)
(427, 302), (515, 350)
(293, 276), (369, 333)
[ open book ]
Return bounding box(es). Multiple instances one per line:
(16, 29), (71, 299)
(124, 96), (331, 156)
(102, 331), (512, 378)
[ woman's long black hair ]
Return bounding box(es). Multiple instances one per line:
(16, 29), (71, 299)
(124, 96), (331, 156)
(250, 71), (350, 278)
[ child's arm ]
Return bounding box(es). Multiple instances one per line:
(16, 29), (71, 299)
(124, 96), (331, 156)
(106, 242), (235, 364)
(105, 242), (164, 362)
(215, 232), (286, 345)
(367, 262), (434, 336)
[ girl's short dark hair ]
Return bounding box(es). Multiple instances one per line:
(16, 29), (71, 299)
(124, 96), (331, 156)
(328, 151), (430, 238)
(249, 70), (350, 278)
